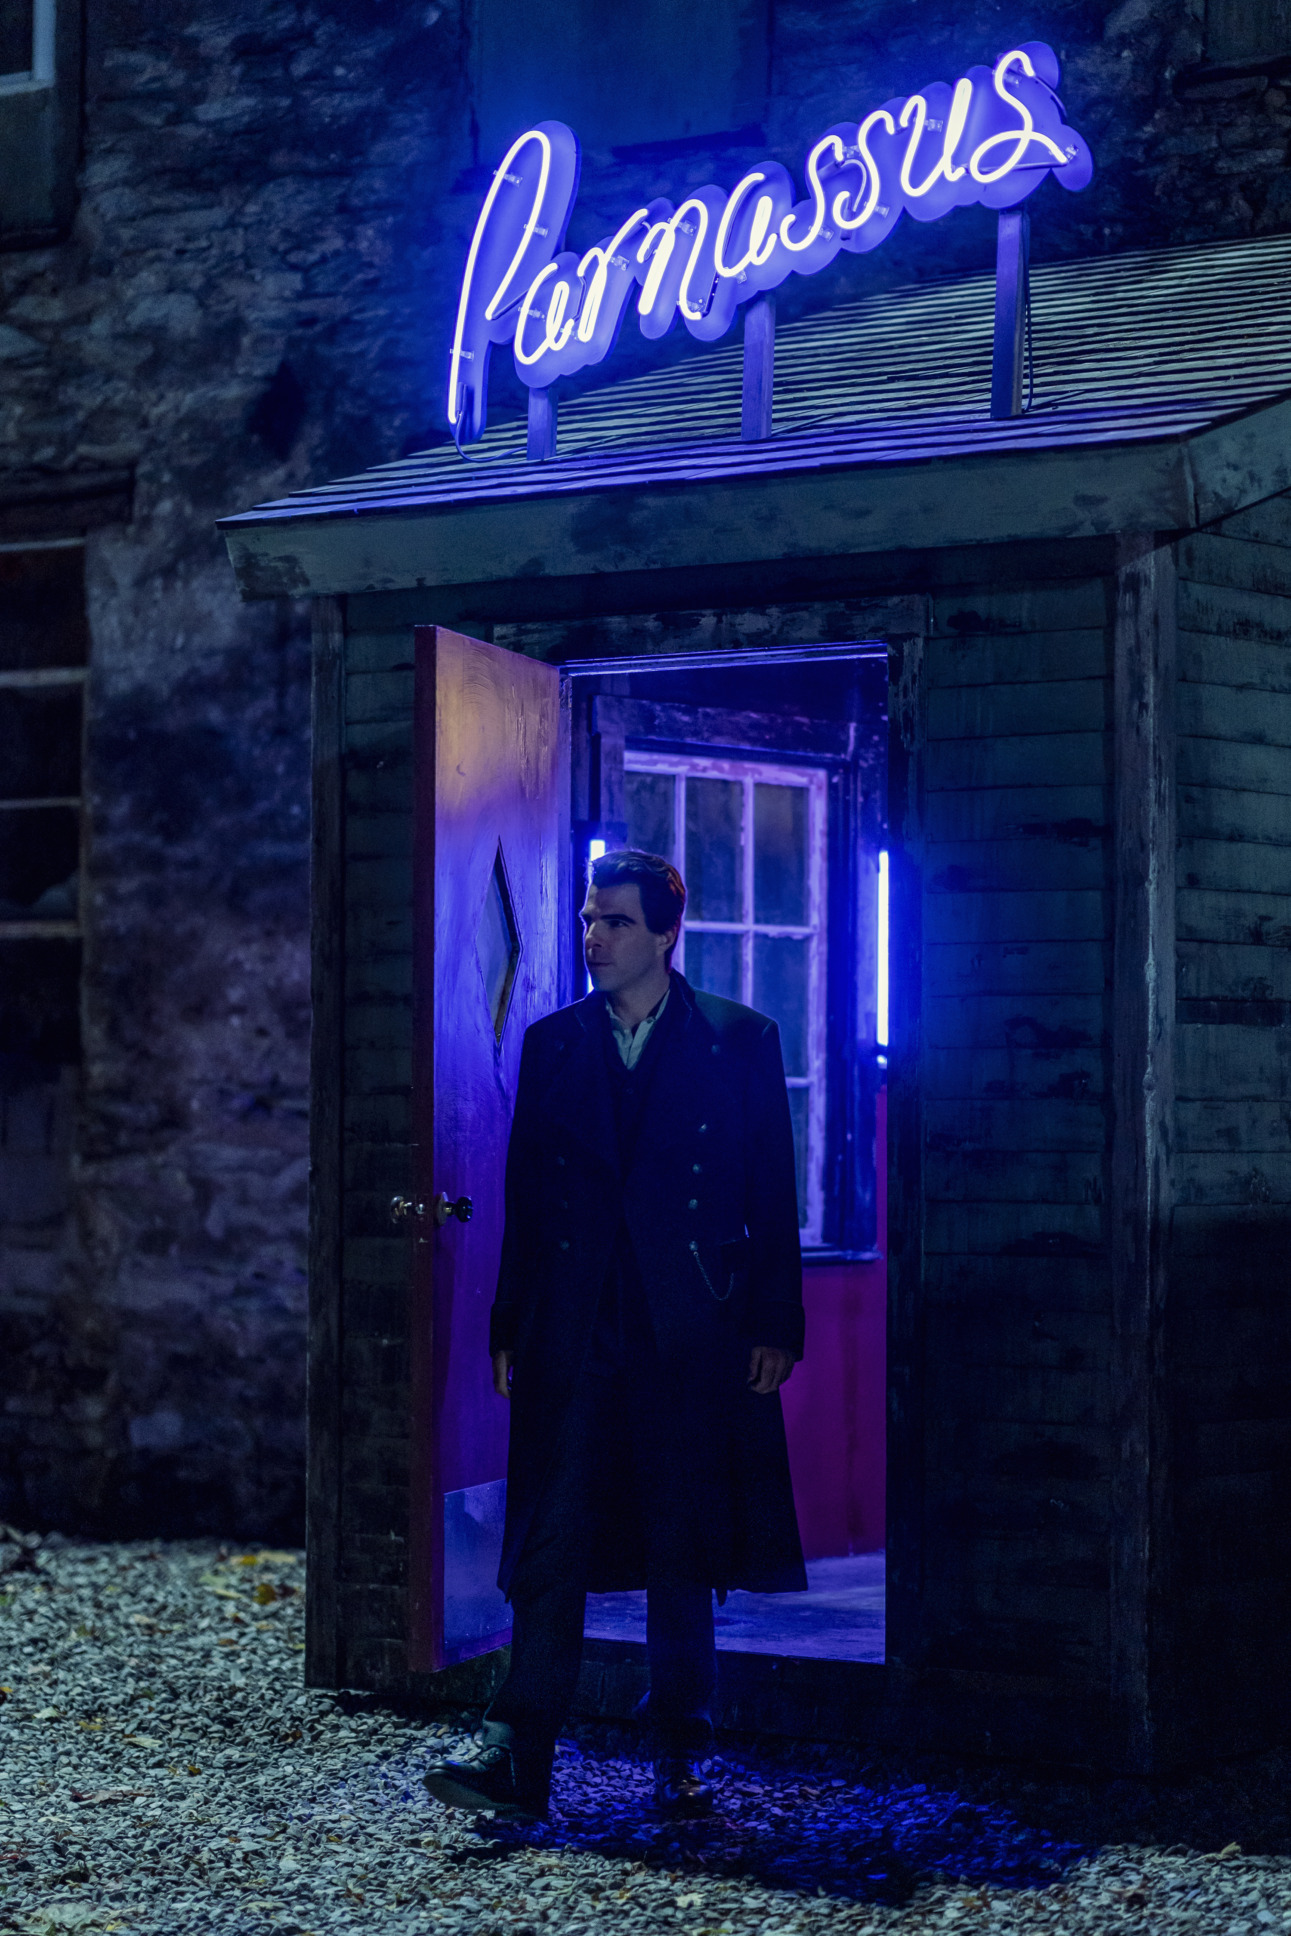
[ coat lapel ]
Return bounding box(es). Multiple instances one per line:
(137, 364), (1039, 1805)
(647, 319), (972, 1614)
(538, 993), (619, 1174)
(629, 974), (713, 1166)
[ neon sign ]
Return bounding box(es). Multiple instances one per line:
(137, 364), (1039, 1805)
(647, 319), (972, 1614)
(448, 43), (1092, 444)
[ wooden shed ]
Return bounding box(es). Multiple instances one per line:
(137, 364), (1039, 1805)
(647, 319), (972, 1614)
(222, 231), (1291, 1774)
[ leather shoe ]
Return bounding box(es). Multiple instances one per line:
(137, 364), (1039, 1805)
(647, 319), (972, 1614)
(653, 1754), (714, 1818)
(423, 1733), (551, 1820)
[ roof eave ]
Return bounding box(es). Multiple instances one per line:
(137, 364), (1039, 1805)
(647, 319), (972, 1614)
(222, 398), (1291, 602)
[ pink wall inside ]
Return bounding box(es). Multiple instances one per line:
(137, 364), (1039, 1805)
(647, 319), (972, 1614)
(781, 1089), (886, 1558)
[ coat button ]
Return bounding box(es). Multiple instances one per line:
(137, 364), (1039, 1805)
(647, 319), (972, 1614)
(692, 1163), (702, 1174)
(688, 1198), (698, 1210)
(561, 1199), (569, 1209)
(711, 1044), (720, 1055)
(560, 1239), (571, 1250)
(557, 1155), (566, 1167)
(698, 1123), (708, 1134)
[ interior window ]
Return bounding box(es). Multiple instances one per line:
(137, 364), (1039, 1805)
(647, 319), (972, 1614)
(624, 750), (827, 1244)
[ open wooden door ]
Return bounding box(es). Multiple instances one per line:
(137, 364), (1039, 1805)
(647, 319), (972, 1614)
(408, 627), (564, 1671)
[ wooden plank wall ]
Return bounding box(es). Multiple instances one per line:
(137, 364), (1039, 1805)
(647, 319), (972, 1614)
(332, 603), (418, 1688)
(909, 565), (1117, 1761)
(1171, 493), (1291, 1760)
(314, 544), (1291, 1767)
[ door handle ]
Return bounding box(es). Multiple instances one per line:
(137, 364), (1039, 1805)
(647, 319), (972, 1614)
(389, 1195), (425, 1225)
(432, 1192), (473, 1227)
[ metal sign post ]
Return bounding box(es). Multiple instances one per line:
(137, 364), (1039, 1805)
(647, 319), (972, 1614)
(526, 386), (557, 460)
(990, 207), (1030, 419)
(741, 293), (775, 440)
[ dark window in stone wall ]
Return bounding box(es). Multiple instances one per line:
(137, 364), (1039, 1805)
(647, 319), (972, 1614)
(471, 0), (769, 157)
(0, 543), (86, 1302)
(1208, 0), (1291, 60)
(0, 0), (35, 78)
(0, 0), (82, 247)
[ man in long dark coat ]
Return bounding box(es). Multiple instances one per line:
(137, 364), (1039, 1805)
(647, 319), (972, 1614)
(425, 849), (805, 1819)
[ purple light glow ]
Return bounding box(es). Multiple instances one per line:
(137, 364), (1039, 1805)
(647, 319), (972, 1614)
(448, 43), (1093, 443)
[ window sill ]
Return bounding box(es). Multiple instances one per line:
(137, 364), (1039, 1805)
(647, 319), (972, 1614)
(0, 667), (86, 689)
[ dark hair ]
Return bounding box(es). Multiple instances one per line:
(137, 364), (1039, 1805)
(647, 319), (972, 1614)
(591, 849), (686, 960)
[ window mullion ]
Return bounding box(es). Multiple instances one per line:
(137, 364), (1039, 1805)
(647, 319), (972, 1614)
(33, 0), (54, 81)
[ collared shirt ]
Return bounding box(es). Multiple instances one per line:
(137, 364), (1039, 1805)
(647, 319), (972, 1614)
(607, 984), (671, 1070)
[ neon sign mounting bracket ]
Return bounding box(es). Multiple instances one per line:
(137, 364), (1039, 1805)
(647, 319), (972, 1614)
(448, 42), (1093, 456)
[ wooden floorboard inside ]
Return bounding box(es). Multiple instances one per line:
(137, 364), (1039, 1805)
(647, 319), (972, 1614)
(582, 1552), (886, 1663)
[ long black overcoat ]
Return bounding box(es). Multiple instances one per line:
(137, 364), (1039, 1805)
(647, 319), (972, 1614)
(490, 972), (807, 1599)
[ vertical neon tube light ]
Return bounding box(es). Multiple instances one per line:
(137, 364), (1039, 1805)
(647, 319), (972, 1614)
(876, 850), (890, 1053)
(585, 837), (607, 993)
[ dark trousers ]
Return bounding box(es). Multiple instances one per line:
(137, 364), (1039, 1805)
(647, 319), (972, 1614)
(487, 1360), (717, 1755)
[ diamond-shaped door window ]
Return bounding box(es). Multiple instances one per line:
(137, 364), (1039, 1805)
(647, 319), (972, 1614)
(476, 841), (523, 1044)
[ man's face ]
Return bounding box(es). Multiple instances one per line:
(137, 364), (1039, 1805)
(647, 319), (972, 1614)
(581, 882), (676, 995)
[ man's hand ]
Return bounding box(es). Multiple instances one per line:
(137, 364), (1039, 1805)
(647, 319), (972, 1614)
(492, 1350), (514, 1399)
(748, 1346), (795, 1395)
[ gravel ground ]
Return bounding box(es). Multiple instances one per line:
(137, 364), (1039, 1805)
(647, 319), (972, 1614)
(2, 1531), (1291, 1936)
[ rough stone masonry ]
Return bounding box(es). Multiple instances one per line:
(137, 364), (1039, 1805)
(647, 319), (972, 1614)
(1, 0), (1289, 1540)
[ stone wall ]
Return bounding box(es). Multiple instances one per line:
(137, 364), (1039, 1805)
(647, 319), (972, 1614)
(0, 0), (474, 1538)
(0, 0), (1288, 1540)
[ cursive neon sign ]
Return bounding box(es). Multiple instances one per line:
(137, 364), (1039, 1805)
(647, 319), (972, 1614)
(448, 43), (1092, 444)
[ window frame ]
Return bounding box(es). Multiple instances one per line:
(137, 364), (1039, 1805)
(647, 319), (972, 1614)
(0, 536), (86, 944)
(0, 0), (54, 93)
(624, 746), (829, 1245)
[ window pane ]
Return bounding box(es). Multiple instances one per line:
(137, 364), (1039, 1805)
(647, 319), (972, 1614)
(0, 0), (32, 75)
(753, 934), (809, 1076)
(685, 777), (741, 921)
(787, 1087), (809, 1229)
(0, 688), (83, 800)
(754, 783), (808, 926)
(0, 805), (78, 919)
(624, 770), (674, 862)
(684, 930), (741, 1003)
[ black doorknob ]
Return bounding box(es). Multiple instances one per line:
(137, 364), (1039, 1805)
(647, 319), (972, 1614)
(432, 1192), (473, 1227)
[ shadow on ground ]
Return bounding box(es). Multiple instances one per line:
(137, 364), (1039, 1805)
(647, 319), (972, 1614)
(354, 1694), (1291, 1910)
(443, 1730), (1089, 1908)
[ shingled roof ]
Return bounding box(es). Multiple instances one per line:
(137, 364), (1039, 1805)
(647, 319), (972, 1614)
(223, 231), (1291, 532)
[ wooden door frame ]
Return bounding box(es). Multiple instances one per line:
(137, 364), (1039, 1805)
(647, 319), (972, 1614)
(559, 629), (924, 1693)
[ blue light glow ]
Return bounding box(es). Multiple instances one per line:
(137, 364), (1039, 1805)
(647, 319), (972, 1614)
(585, 838), (607, 993)
(876, 851), (890, 1051)
(447, 42), (1093, 442)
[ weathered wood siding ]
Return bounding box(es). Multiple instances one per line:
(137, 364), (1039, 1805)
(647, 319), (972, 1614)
(332, 606), (418, 1689)
(313, 595), (537, 1700)
(905, 568), (1117, 1761)
(307, 531), (1290, 1766)
(1171, 494), (1291, 1759)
